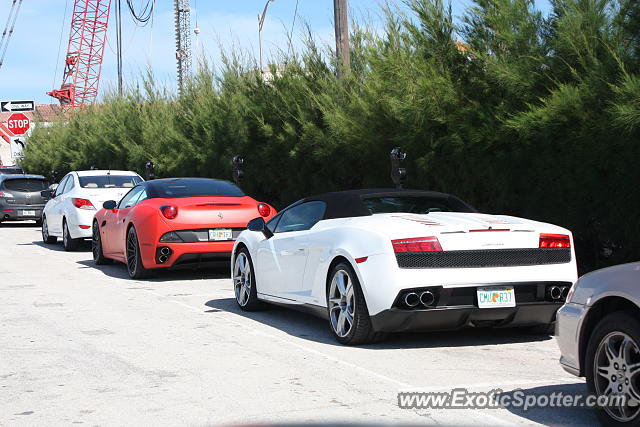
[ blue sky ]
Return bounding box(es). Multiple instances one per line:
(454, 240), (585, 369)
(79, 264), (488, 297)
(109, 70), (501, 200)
(0, 0), (551, 104)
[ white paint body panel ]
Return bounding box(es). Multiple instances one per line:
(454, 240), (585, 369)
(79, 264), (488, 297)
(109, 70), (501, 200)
(234, 211), (578, 316)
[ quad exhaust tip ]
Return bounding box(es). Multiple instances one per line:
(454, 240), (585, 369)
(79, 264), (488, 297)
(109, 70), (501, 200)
(549, 286), (562, 300)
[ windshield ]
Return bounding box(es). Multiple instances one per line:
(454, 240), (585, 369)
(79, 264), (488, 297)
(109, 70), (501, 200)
(3, 178), (49, 192)
(78, 175), (142, 189)
(362, 195), (475, 214)
(152, 179), (245, 198)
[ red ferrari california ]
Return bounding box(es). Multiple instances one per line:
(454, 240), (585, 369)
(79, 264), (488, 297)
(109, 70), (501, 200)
(92, 178), (276, 278)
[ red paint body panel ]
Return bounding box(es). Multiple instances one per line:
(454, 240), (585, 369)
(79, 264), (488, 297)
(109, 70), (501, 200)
(94, 196), (276, 269)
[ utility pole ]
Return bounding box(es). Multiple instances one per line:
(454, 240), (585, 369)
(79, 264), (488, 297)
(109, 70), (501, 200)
(115, 0), (123, 96)
(174, 0), (192, 94)
(333, 0), (350, 78)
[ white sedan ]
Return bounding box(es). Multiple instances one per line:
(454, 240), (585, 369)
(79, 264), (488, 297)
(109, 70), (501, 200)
(41, 170), (143, 251)
(232, 189), (578, 345)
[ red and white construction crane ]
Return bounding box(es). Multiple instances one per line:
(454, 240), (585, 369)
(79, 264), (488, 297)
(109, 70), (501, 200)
(48, 0), (113, 110)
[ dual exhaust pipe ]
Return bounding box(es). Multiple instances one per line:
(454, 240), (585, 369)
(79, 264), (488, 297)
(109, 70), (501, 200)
(157, 246), (172, 264)
(404, 290), (436, 308)
(548, 285), (571, 301)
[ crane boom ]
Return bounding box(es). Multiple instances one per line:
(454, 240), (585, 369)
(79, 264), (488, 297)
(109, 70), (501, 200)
(48, 0), (113, 109)
(174, 0), (192, 94)
(0, 0), (24, 71)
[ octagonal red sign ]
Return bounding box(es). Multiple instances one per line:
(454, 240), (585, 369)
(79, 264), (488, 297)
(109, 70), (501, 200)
(7, 113), (30, 135)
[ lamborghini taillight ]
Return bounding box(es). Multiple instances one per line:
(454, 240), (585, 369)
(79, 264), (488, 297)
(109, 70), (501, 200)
(539, 234), (571, 248)
(392, 236), (442, 253)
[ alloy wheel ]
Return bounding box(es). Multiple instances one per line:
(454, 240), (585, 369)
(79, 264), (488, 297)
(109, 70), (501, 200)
(126, 231), (138, 276)
(233, 252), (251, 306)
(594, 331), (640, 422)
(92, 223), (100, 260)
(42, 219), (49, 240)
(328, 269), (355, 338)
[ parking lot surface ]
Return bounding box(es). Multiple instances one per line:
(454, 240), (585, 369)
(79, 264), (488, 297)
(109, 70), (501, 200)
(0, 223), (598, 426)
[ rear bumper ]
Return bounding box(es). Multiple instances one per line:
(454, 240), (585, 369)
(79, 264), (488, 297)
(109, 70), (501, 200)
(370, 302), (562, 333)
(0, 203), (44, 221)
(143, 241), (235, 269)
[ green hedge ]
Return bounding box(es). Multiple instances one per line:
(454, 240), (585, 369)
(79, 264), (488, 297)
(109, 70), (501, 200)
(23, 0), (640, 273)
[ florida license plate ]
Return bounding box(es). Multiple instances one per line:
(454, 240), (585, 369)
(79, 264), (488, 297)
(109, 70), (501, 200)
(477, 286), (516, 308)
(21, 210), (36, 216)
(209, 229), (232, 241)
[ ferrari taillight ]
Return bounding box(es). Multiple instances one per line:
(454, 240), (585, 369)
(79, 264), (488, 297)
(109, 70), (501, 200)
(72, 198), (95, 210)
(161, 205), (178, 219)
(539, 234), (571, 248)
(392, 236), (442, 253)
(257, 203), (271, 217)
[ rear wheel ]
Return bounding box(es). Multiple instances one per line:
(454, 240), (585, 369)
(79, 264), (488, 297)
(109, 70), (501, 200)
(126, 226), (151, 279)
(62, 220), (80, 251)
(92, 220), (112, 265)
(326, 261), (384, 345)
(41, 216), (57, 244)
(233, 248), (262, 310)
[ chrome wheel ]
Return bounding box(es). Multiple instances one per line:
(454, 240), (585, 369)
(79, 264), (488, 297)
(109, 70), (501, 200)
(594, 332), (640, 422)
(328, 269), (355, 338)
(233, 252), (251, 306)
(126, 230), (138, 276)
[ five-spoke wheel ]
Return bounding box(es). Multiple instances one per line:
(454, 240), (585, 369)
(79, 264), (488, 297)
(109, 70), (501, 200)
(233, 248), (261, 310)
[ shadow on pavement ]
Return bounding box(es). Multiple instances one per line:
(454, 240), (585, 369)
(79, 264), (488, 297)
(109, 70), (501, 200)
(204, 298), (553, 349)
(499, 382), (600, 426)
(77, 259), (229, 283)
(27, 239), (92, 252)
(0, 221), (41, 228)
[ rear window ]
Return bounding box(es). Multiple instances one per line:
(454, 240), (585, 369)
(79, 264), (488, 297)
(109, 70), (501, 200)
(362, 196), (475, 214)
(78, 175), (142, 189)
(3, 178), (49, 192)
(0, 167), (24, 174)
(153, 179), (245, 198)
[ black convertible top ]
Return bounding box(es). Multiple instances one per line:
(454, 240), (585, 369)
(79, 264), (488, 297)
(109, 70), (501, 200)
(290, 188), (475, 220)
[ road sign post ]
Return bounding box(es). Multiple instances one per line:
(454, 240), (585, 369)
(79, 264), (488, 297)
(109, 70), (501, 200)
(1, 100), (35, 113)
(7, 113), (30, 135)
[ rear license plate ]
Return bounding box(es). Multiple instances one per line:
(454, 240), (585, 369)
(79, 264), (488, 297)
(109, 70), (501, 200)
(477, 286), (516, 308)
(209, 229), (232, 241)
(21, 210), (36, 217)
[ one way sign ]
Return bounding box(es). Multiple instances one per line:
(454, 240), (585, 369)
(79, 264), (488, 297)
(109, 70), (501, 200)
(1, 100), (35, 113)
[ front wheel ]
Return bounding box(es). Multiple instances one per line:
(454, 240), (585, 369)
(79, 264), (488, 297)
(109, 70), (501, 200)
(92, 220), (112, 265)
(586, 311), (640, 426)
(126, 226), (151, 279)
(233, 248), (262, 311)
(41, 216), (57, 244)
(326, 261), (384, 345)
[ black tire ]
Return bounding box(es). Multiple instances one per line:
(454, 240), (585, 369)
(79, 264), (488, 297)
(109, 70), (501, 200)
(35, 219), (42, 227)
(41, 216), (57, 244)
(586, 311), (640, 427)
(92, 220), (112, 265)
(326, 261), (385, 345)
(62, 219), (80, 251)
(233, 248), (263, 311)
(126, 226), (151, 279)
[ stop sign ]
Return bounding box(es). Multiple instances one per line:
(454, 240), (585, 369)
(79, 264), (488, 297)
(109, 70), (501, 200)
(7, 113), (30, 135)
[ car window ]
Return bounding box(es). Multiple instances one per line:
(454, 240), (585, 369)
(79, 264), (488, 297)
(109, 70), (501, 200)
(2, 178), (49, 192)
(362, 195), (475, 214)
(266, 211), (283, 233)
(118, 186), (144, 209)
(78, 175), (142, 189)
(56, 175), (71, 196)
(274, 201), (326, 233)
(134, 189), (148, 205)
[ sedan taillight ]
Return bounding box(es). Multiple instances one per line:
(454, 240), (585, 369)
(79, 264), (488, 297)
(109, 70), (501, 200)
(392, 236), (442, 253)
(72, 198), (96, 210)
(539, 234), (571, 248)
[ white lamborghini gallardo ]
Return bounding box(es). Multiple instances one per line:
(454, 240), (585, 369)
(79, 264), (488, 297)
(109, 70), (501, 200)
(231, 189), (578, 345)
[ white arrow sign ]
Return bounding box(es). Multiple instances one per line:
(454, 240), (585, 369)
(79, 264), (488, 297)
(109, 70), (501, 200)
(10, 136), (25, 160)
(1, 101), (35, 113)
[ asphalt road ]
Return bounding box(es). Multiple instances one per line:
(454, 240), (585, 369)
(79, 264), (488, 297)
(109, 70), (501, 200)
(0, 223), (599, 426)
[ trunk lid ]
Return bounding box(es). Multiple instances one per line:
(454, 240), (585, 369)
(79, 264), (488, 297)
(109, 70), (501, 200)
(156, 196), (260, 228)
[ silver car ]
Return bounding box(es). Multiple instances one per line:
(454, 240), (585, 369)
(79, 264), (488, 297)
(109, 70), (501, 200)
(557, 262), (640, 426)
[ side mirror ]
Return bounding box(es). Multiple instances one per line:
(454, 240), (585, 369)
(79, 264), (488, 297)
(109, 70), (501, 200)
(40, 190), (53, 199)
(247, 217), (273, 239)
(103, 200), (117, 210)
